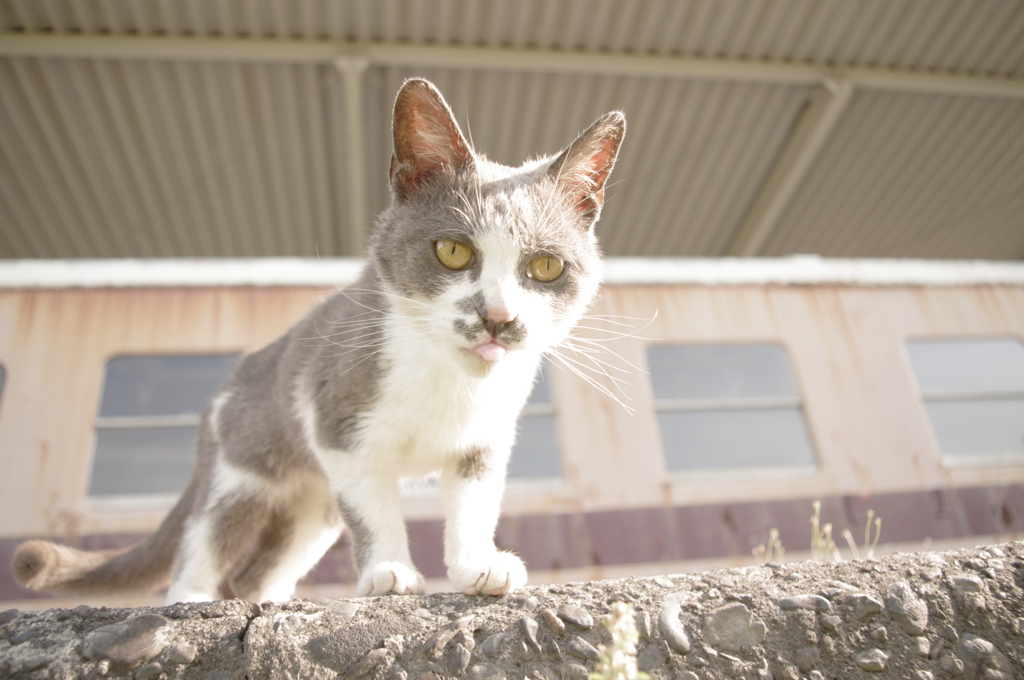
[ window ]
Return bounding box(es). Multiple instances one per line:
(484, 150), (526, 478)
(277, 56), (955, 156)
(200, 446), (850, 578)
(509, 360), (562, 479)
(90, 354), (239, 497)
(647, 343), (816, 472)
(906, 338), (1024, 462)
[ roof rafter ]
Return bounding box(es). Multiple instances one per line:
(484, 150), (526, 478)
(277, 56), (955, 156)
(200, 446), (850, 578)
(2, 33), (1023, 99)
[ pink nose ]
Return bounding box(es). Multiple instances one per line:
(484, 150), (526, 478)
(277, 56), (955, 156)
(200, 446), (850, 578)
(483, 308), (517, 336)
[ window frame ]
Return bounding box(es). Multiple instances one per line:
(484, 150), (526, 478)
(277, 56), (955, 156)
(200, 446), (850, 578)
(647, 341), (818, 478)
(87, 352), (239, 508)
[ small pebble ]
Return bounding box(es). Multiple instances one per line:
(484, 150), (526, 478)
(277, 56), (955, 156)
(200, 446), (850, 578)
(560, 664), (589, 680)
(165, 642), (198, 665)
(539, 609), (565, 636)
(821, 615), (841, 631)
(658, 595), (691, 655)
(847, 593), (883, 619)
(467, 663), (504, 680)
(508, 596), (538, 611)
(635, 610), (651, 641)
(443, 643), (471, 677)
(774, 662), (799, 680)
(779, 594), (830, 612)
(705, 603), (766, 653)
(940, 653), (963, 674)
(1013, 618), (1024, 636)
(914, 672), (934, 680)
(916, 637), (931, 657)
(886, 581), (929, 635)
(795, 645), (819, 672)
(479, 633), (504, 657)
(950, 574), (983, 593)
(869, 626), (888, 643)
(10, 629), (38, 645)
(556, 604), (593, 629)
(519, 617), (541, 653)
(808, 672), (824, 680)
(565, 636), (599, 662)
(855, 648), (889, 672)
(653, 576), (673, 588)
(135, 663), (163, 680)
(82, 614), (171, 674)
(823, 580), (858, 592)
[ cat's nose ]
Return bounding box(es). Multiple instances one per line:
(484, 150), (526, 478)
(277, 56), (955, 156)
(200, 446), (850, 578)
(482, 308), (517, 337)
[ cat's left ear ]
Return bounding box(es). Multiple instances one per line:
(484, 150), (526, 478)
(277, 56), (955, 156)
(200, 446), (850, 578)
(547, 111), (626, 227)
(390, 79), (475, 200)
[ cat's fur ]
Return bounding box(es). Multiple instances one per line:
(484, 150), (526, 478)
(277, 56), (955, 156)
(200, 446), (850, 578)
(12, 79), (625, 602)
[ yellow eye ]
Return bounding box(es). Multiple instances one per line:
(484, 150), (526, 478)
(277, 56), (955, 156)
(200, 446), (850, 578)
(527, 255), (564, 282)
(435, 240), (473, 270)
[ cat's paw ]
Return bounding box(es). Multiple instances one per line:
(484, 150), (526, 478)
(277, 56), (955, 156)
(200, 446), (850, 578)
(356, 561), (426, 597)
(448, 551), (527, 596)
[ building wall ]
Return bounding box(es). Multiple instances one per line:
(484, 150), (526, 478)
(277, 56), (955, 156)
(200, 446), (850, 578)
(1, 281), (1022, 609)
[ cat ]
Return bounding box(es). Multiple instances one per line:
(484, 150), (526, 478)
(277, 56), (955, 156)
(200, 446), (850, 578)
(12, 78), (625, 603)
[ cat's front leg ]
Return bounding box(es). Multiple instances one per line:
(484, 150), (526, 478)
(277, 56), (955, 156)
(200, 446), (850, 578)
(331, 471), (426, 597)
(441, 447), (527, 596)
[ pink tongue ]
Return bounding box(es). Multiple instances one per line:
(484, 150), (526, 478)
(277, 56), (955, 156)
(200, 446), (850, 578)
(475, 342), (507, 362)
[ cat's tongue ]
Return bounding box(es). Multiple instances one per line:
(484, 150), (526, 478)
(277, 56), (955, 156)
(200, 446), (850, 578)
(474, 342), (507, 362)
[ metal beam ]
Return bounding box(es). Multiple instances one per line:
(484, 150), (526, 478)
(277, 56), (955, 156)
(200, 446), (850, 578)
(335, 56), (370, 257)
(3, 33), (1024, 99)
(725, 80), (854, 257)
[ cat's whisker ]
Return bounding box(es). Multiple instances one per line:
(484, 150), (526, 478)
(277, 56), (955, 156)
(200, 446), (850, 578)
(560, 338), (642, 377)
(557, 352), (634, 394)
(546, 349), (635, 414)
(552, 338), (634, 386)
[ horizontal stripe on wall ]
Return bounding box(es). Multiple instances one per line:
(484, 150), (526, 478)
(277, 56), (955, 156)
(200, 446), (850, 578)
(3, 483), (1021, 602)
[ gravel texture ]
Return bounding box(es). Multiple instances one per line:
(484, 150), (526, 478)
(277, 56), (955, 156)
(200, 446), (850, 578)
(2, 541), (1022, 679)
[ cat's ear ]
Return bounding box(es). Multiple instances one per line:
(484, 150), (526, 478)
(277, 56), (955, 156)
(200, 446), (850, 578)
(390, 79), (474, 200)
(547, 111), (626, 227)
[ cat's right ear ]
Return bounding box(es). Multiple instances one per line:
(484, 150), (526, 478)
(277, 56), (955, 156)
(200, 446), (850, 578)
(390, 79), (474, 200)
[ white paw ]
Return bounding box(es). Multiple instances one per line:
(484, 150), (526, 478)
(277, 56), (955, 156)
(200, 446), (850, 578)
(448, 551), (527, 596)
(356, 561), (426, 597)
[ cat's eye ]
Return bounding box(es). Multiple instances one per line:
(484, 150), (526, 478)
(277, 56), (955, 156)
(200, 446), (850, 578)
(435, 240), (473, 270)
(527, 255), (565, 282)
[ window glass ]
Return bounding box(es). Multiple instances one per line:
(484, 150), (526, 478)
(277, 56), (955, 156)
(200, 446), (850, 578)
(99, 355), (239, 418)
(648, 344), (799, 402)
(648, 344), (816, 472)
(907, 339), (1024, 395)
(907, 338), (1024, 460)
(90, 354), (239, 497)
(509, 360), (562, 479)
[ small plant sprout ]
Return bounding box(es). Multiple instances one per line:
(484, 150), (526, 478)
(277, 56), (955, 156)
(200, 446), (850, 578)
(589, 601), (650, 680)
(841, 508), (882, 559)
(753, 527), (785, 564)
(809, 500), (844, 562)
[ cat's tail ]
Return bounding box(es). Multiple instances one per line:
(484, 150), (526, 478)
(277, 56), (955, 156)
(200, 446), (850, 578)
(11, 482), (197, 596)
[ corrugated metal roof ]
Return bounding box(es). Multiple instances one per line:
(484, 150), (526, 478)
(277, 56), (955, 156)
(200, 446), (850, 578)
(1, 0), (1023, 260)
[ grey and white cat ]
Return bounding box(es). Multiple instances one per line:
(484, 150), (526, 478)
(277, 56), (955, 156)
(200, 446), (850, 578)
(13, 79), (625, 602)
